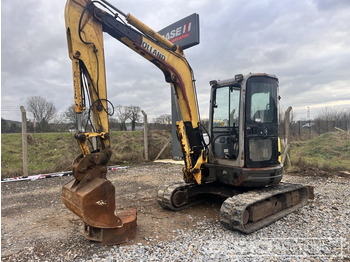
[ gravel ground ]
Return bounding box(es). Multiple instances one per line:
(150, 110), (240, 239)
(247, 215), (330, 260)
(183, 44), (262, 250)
(1, 163), (349, 261)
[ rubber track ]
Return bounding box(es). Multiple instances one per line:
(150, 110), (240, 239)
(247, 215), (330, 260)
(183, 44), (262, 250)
(157, 182), (204, 211)
(220, 183), (309, 233)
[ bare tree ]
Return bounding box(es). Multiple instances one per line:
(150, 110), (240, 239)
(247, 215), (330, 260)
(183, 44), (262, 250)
(115, 105), (129, 131)
(126, 105), (141, 131)
(26, 96), (57, 132)
(153, 114), (172, 124)
(64, 104), (78, 124)
(108, 117), (119, 130)
(63, 104), (89, 130)
(314, 106), (350, 133)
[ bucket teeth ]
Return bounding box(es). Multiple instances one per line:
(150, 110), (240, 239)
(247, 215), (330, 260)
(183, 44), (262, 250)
(83, 208), (137, 245)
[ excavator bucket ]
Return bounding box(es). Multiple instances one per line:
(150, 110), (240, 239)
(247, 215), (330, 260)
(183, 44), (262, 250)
(62, 149), (137, 245)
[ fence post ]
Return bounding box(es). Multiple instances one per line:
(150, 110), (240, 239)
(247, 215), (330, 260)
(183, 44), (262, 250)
(20, 106), (28, 176)
(283, 106), (292, 167)
(284, 106), (292, 145)
(141, 110), (149, 161)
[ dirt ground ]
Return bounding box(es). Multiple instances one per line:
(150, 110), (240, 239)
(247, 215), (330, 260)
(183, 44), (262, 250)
(1, 163), (222, 261)
(1, 162), (349, 261)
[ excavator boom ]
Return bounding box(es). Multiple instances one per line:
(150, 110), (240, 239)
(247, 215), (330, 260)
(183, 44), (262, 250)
(63, 0), (207, 244)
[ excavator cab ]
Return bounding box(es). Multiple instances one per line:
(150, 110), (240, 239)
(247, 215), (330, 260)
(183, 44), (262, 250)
(207, 73), (283, 187)
(210, 74), (279, 166)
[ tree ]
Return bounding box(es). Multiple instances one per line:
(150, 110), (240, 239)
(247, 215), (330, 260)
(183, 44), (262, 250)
(63, 104), (89, 130)
(64, 104), (77, 125)
(108, 117), (119, 130)
(115, 105), (129, 131)
(314, 106), (350, 133)
(1, 118), (8, 133)
(115, 105), (141, 131)
(26, 96), (57, 132)
(126, 105), (141, 131)
(153, 114), (171, 124)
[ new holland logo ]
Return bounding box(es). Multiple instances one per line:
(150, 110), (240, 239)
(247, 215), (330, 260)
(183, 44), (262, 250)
(141, 41), (167, 61)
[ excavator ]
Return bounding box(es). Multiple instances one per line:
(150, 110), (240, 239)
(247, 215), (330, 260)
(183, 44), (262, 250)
(62, 0), (313, 245)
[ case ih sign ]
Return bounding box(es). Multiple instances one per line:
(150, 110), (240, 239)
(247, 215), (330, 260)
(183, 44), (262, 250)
(158, 13), (200, 50)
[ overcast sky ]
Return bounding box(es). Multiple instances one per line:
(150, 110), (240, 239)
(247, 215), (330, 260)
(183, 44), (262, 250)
(2, 0), (350, 123)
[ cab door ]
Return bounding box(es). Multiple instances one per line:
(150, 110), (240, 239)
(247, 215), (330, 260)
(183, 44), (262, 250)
(244, 76), (279, 168)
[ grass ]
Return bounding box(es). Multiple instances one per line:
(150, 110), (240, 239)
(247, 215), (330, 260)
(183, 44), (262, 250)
(1, 133), (80, 178)
(1, 130), (171, 178)
(3, 129), (348, 178)
(290, 131), (350, 171)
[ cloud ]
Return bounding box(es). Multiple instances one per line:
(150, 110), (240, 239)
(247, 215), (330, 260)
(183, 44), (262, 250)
(1, 0), (349, 123)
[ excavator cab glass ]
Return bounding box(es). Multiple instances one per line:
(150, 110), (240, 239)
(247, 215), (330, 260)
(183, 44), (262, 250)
(213, 86), (240, 128)
(211, 85), (240, 160)
(245, 76), (279, 167)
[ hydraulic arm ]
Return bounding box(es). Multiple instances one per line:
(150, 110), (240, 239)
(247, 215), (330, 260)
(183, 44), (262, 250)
(62, 0), (207, 244)
(66, 0), (206, 183)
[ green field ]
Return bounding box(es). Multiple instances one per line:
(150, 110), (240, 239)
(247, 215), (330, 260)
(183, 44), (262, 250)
(2, 130), (349, 179)
(290, 131), (350, 171)
(1, 130), (171, 178)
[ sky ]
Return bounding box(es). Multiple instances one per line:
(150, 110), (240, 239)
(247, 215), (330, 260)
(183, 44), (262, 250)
(1, 0), (350, 123)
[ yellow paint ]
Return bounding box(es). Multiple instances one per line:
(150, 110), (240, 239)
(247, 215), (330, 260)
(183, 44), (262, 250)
(278, 137), (282, 163)
(65, 0), (110, 154)
(65, 0), (206, 184)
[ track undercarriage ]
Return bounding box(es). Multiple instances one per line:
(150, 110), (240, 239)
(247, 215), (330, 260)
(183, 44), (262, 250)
(157, 181), (314, 233)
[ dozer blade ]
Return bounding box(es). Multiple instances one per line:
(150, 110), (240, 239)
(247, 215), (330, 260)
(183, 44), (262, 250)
(62, 149), (137, 245)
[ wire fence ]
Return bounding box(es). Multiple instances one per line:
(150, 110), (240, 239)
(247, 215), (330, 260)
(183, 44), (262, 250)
(278, 108), (350, 171)
(289, 119), (349, 141)
(279, 109), (350, 142)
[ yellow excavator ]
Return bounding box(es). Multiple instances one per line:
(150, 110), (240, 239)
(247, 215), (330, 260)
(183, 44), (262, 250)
(62, 0), (313, 245)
